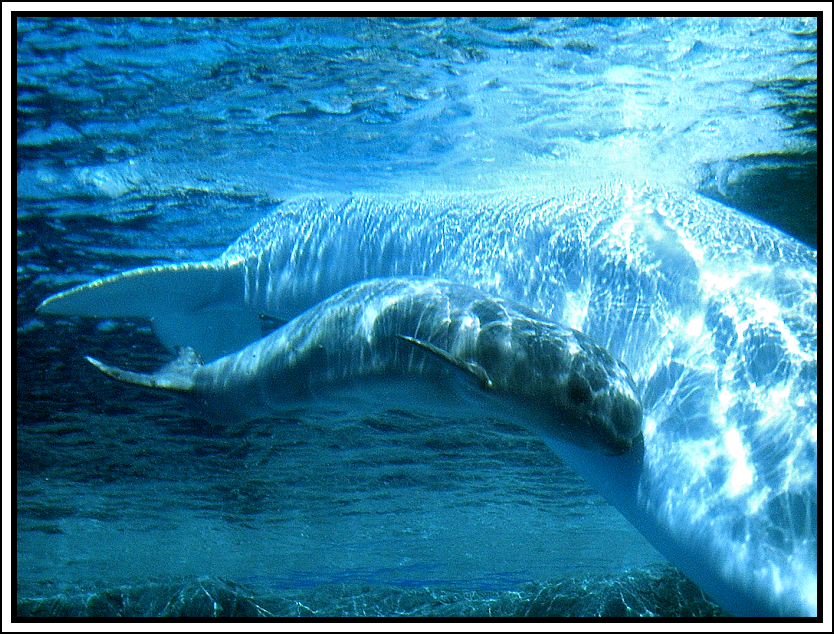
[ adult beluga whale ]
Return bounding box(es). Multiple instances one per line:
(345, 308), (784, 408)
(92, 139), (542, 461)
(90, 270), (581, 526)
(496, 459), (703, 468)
(38, 181), (817, 617)
(83, 277), (643, 456)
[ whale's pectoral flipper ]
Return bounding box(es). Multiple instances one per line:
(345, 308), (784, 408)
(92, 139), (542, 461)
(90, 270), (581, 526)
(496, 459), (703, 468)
(397, 334), (493, 390)
(86, 347), (201, 391)
(37, 260), (259, 362)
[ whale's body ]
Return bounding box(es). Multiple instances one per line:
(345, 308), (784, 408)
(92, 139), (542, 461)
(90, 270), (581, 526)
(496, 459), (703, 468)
(38, 182), (817, 617)
(85, 277), (643, 456)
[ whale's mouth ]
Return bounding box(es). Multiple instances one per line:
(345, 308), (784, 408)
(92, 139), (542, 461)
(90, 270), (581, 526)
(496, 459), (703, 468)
(560, 379), (643, 456)
(607, 393), (644, 453)
(602, 430), (643, 456)
(583, 419), (641, 456)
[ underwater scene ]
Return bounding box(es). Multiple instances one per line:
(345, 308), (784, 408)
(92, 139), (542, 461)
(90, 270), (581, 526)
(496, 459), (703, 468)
(16, 17), (817, 619)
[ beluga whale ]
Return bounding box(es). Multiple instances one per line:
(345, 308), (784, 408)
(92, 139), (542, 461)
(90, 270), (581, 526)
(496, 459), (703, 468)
(38, 181), (817, 617)
(83, 276), (643, 456)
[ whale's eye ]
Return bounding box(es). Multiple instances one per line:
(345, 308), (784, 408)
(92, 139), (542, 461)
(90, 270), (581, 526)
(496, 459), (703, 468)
(567, 374), (593, 406)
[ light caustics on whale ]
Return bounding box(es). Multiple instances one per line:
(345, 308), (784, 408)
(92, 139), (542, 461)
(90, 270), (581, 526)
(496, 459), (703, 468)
(38, 182), (817, 617)
(84, 277), (643, 456)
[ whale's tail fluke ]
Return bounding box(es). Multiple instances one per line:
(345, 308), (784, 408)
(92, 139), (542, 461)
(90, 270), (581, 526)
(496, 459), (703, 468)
(86, 347), (201, 391)
(37, 260), (259, 362)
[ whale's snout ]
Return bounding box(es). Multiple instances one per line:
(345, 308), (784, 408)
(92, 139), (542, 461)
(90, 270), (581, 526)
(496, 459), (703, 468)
(602, 386), (643, 455)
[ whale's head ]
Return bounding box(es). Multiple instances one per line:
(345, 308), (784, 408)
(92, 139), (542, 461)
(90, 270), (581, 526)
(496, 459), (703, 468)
(461, 305), (643, 456)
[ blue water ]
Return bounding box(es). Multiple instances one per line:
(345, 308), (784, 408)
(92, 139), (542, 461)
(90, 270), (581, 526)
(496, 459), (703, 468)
(16, 16), (816, 617)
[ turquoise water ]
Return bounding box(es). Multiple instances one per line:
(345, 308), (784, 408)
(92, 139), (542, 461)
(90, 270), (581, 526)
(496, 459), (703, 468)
(16, 16), (815, 617)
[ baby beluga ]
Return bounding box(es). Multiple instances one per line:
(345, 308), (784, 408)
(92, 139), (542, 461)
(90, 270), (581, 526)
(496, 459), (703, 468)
(85, 276), (643, 456)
